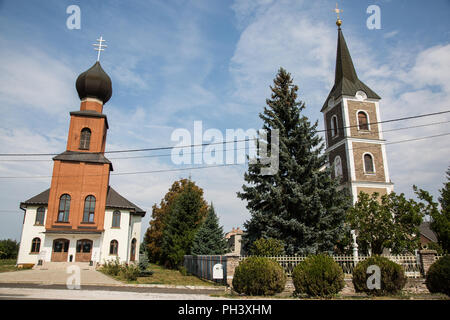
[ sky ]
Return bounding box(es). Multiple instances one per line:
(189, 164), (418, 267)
(0, 0), (449, 242)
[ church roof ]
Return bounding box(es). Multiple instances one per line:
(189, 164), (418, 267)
(322, 27), (380, 111)
(419, 222), (438, 242)
(76, 61), (112, 104)
(53, 151), (114, 171)
(20, 186), (146, 216)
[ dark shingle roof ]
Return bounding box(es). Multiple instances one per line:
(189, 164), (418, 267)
(105, 186), (146, 216)
(20, 186), (145, 217)
(419, 222), (438, 242)
(322, 28), (380, 111)
(70, 110), (109, 129)
(53, 151), (113, 171)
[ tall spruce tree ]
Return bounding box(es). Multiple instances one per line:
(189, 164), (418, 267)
(191, 204), (228, 255)
(237, 67), (351, 255)
(161, 181), (208, 268)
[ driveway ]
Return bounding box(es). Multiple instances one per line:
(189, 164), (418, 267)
(0, 268), (122, 286)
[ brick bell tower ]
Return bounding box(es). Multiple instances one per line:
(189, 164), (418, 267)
(44, 60), (113, 232)
(322, 18), (394, 203)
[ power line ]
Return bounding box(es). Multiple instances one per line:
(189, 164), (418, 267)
(0, 119), (448, 163)
(0, 131), (448, 179)
(0, 109), (448, 157)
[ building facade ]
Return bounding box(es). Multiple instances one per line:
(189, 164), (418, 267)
(17, 61), (145, 266)
(322, 21), (394, 203)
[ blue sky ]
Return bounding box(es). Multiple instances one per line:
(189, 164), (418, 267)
(0, 0), (449, 241)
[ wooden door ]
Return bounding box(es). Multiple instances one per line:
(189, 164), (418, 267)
(75, 239), (93, 262)
(130, 238), (136, 262)
(51, 239), (69, 262)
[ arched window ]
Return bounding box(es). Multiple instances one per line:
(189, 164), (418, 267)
(364, 153), (375, 173)
(35, 207), (45, 225)
(334, 156), (343, 178)
(79, 128), (91, 150)
(112, 210), (121, 228)
(358, 111), (369, 130)
(31, 238), (41, 253)
(83, 195), (96, 223)
(57, 194), (71, 222)
(331, 115), (338, 137)
(110, 240), (118, 255)
(130, 238), (137, 262)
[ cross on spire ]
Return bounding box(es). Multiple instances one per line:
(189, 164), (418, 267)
(93, 36), (107, 61)
(333, 3), (343, 27)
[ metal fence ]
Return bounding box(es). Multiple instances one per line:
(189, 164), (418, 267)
(184, 255), (228, 284)
(239, 254), (424, 278)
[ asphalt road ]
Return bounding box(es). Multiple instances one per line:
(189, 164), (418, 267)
(0, 283), (226, 300)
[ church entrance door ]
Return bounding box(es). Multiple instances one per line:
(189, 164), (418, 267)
(51, 239), (70, 262)
(75, 239), (93, 262)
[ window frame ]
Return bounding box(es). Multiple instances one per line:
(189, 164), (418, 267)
(112, 210), (121, 228)
(334, 156), (343, 178)
(363, 152), (376, 174)
(356, 110), (370, 131)
(330, 115), (339, 138)
(79, 128), (92, 150)
(35, 207), (45, 226)
(30, 237), (41, 254)
(57, 194), (71, 222)
(109, 240), (119, 255)
(82, 195), (96, 223)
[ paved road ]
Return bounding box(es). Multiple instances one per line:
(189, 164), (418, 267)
(0, 283), (226, 300)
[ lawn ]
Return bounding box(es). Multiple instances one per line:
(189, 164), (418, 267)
(0, 259), (18, 273)
(101, 263), (224, 287)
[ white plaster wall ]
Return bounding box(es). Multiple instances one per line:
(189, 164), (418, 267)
(129, 214), (142, 263)
(101, 209), (132, 264)
(17, 206), (47, 265)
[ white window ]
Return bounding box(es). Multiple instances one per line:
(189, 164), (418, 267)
(363, 153), (375, 174)
(334, 156), (343, 178)
(331, 115), (338, 137)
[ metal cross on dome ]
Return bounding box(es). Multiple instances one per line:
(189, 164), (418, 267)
(333, 3), (343, 20)
(93, 36), (107, 61)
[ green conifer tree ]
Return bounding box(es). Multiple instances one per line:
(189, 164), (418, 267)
(191, 204), (228, 255)
(161, 181), (208, 268)
(237, 67), (351, 255)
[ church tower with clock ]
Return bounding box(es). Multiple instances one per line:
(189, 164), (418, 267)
(322, 18), (394, 203)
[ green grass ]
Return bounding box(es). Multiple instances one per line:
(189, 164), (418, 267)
(0, 259), (18, 273)
(101, 263), (224, 287)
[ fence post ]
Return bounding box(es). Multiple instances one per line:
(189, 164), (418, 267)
(419, 249), (437, 276)
(225, 254), (240, 287)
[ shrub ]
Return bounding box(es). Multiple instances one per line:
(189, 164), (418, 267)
(178, 266), (188, 276)
(426, 255), (450, 296)
(232, 256), (286, 296)
(353, 256), (406, 296)
(250, 238), (285, 256)
(101, 258), (121, 276)
(118, 264), (141, 281)
(138, 255), (150, 271)
(292, 254), (345, 297)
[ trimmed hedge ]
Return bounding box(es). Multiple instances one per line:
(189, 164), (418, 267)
(426, 255), (450, 296)
(232, 256), (286, 296)
(292, 254), (345, 297)
(353, 256), (406, 296)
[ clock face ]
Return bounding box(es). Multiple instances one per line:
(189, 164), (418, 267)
(328, 97), (334, 108)
(355, 91), (367, 101)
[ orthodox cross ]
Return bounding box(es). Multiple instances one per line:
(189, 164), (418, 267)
(93, 36), (107, 61)
(333, 3), (343, 20)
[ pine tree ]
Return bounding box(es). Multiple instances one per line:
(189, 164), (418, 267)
(191, 204), (228, 255)
(161, 181), (208, 268)
(144, 179), (207, 263)
(237, 67), (351, 255)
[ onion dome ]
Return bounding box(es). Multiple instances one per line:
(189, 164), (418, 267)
(76, 61), (112, 104)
